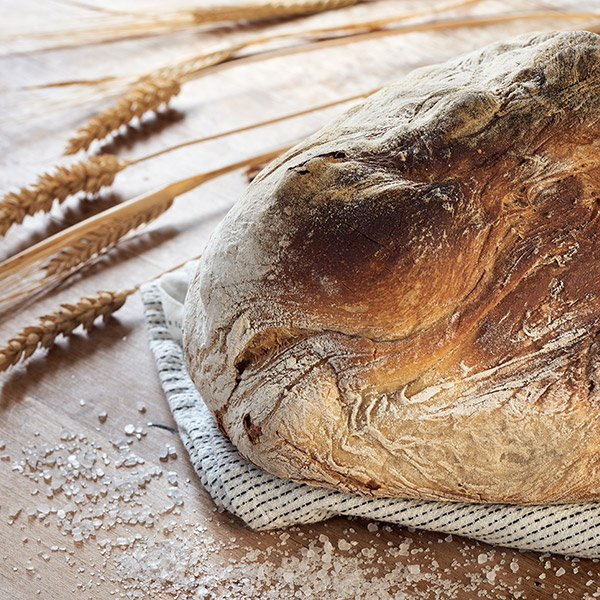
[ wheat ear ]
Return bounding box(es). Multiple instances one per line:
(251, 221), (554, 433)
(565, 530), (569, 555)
(192, 0), (357, 24)
(0, 250), (207, 373)
(0, 287), (137, 372)
(65, 77), (181, 155)
(0, 155), (126, 236)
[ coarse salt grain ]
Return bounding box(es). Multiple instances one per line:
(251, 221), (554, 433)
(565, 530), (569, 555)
(7, 429), (598, 599)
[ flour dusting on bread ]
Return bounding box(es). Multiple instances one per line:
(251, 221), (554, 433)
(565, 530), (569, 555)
(184, 31), (600, 503)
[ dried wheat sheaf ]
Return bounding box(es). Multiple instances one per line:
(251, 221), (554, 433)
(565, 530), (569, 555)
(0, 287), (137, 372)
(65, 77), (181, 154)
(0, 155), (125, 236)
(192, 0), (358, 24)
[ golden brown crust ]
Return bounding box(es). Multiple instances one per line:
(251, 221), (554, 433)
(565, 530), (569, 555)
(184, 31), (600, 503)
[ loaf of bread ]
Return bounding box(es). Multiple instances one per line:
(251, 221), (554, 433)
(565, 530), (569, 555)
(183, 31), (600, 503)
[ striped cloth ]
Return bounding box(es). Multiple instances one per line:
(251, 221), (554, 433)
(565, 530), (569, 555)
(141, 265), (600, 558)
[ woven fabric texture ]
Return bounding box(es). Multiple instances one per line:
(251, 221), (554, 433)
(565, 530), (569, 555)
(141, 267), (600, 558)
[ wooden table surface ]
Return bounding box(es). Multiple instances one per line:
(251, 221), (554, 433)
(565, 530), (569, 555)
(2, 1), (600, 598)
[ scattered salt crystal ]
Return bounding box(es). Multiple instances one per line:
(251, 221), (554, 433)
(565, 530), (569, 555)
(97, 411), (107, 423)
(79, 399), (86, 406)
(539, 573), (546, 580)
(0, 441), (5, 450)
(137, 402), (146, 413)
(124, 424), (135, 436)
(8, 506), (21, 520)
(10, 414), (588, 600)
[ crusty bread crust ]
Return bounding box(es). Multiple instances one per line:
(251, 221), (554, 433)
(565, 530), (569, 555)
(184, 31), (600, 503)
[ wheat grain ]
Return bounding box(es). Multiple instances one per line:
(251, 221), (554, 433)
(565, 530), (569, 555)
(65, 77), (181, 155)
(0, 287), (137, 372)
(0, 155), (125, 236)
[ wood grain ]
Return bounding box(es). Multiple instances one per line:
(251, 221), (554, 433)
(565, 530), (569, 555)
(2, 0), (600, 598)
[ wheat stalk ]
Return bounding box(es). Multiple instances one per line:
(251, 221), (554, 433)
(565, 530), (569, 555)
(0, 287), (137, 372)
(127, 87), (373, 165)
(43, 5), (600, 95)
(0, 155), (126, 236)
(65, 77), (181, 154)
(27, 0), (477, 92)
